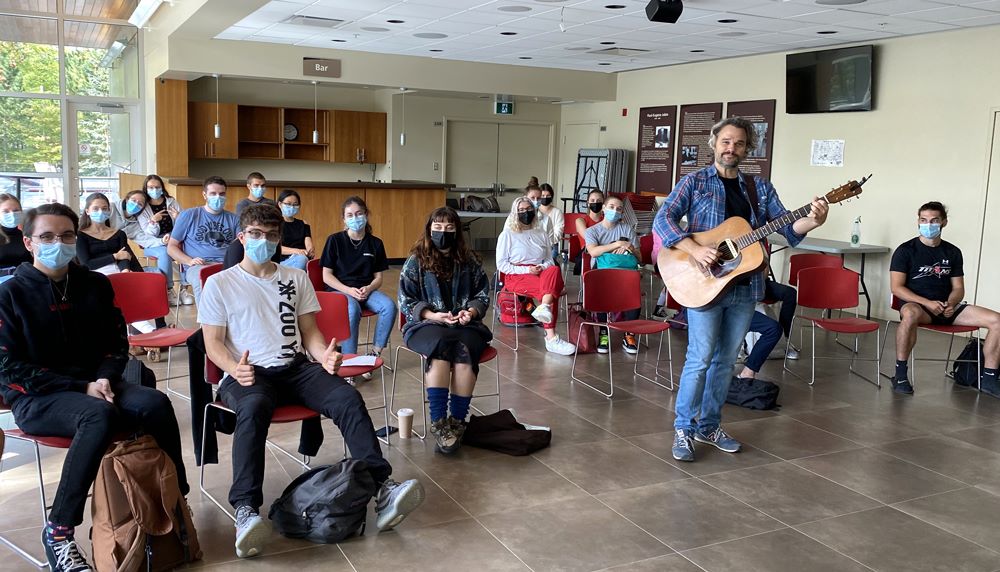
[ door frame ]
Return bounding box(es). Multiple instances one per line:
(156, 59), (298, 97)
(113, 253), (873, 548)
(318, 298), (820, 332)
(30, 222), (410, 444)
(65, 101), (142, 209)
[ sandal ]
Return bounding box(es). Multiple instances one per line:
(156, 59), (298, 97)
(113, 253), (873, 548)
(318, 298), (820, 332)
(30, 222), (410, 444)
(146, 347), (161, 362)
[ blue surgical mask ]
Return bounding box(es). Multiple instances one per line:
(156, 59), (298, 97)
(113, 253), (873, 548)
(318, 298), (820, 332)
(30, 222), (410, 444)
(35, 242), (76, 270)
(125, 200), (142, 216)
(346, 215), (367, 232)
(207, 195), (226, 212)
(244, 237), (278, 264)
(603, 209), (620, 223)
(530, 199), (540, 209)
(89, 210), (110, 224)
(250, 186), (266, 199)
(1, 211), (21, 228)
(919, 223), (941, 239)
(281, 205), (300, 218)
(147, 188), (163, 200)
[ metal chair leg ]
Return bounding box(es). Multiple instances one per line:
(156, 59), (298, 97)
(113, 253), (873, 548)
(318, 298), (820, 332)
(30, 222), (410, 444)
(0, 437), (47, 568)
(570, 321), (614, 398)
(633, 330), (675, 391)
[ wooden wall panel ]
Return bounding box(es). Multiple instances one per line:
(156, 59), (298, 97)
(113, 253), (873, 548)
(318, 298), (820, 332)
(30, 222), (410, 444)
(154, 79), (188, 177)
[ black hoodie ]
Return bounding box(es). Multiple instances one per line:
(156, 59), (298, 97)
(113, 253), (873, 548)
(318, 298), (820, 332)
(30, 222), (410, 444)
(0, 261), (128, 405)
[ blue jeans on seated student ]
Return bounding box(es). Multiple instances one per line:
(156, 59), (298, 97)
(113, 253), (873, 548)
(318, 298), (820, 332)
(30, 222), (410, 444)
(744, 310), (782, 374)
(674, 285), (756, 433)
(279, 254), (309, 271)
(143, 244), (174, 285)
(338, 289), (396, 355)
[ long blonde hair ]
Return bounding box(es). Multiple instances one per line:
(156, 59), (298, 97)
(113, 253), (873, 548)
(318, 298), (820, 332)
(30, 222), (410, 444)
(504, 196), (539, 233)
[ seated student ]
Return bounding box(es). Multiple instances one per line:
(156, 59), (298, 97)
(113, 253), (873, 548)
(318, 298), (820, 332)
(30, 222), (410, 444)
(738, 280), (800, 379)
(538, 183), (565, 263)
(235, 172), (276, 217)
(77, 192), (143, 275)
(890, 201), (1000, 396)
(398, 207), (492, 454)
(0, 203), (189, 572)
(573, 189), (605, 274)
(0, 193), (32, 283)
(320, 196), (395, 382)
(584, 195), (641, 355)
(137, 175), (182, 305)
(496, 196), (576, 356)
(524, 185), (554, 242)
(276, 189), (313, 271)
(199, 204), (424, 558)
(167, 176), (239, 304)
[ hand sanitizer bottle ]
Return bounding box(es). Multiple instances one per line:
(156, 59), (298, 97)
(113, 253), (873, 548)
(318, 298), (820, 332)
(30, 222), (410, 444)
(850, 216), (861, 248)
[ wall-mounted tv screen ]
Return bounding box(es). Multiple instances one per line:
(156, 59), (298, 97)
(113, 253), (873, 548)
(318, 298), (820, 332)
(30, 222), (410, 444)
(786, 45), (873, 114)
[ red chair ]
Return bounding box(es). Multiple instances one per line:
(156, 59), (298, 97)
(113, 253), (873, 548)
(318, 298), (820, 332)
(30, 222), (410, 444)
(315, 291), (391, 444)
(492, 270), (569, 351)
(784, 267), (880, 386)
(107, 272), (198, 401)
(390, 311), (500, 439)
(562, 213), (588, 272)
(639, 234), (657, 317)
(788, 253), (843, 286)
(570, 269), (674, 398)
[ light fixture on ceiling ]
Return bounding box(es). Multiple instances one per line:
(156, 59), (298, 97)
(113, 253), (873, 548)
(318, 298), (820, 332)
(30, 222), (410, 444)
(128, 0), (165, 28)
(213, 73), (221, 139)
(312, 81), (320, 144)
(399, 87), (407, 147)
(100, 40), (126, 68)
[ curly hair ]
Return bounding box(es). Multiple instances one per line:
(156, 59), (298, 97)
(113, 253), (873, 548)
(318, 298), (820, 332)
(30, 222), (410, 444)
(240, 203), (283, 233)
(707, 116), (757, 154)
(411, 207), (479, 280)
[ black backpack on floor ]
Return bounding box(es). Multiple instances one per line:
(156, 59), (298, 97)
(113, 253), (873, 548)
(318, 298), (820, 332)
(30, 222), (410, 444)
(268, 460), (376, 544)
(726, 377), (780, 410)
(952, 338), (983, 387)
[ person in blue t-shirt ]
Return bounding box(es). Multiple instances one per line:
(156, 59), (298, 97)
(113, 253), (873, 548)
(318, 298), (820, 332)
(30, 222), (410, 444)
(167, 175), (239, 303)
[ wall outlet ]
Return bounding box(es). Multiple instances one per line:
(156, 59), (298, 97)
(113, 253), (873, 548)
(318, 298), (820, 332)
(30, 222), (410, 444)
(433, 161), (439, 171)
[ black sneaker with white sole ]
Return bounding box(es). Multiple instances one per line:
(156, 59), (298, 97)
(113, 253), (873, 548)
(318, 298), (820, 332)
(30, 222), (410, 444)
(43, 532), (92, 572)
(234, 505), (270, 558)
(891, 377), (914, 395)
(375, 478), (425, 531)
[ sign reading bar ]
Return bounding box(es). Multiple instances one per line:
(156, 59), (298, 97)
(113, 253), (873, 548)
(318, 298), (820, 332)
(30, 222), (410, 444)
(675, 102), (722, 184)
(635, 105), (677, 195)
(727, 99), (776, 180)
(303, 58), (341, 78)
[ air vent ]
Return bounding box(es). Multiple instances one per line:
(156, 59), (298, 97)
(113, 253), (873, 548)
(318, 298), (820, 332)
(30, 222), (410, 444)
(282, 15), (347, 28)
(588, 47), (650, 57)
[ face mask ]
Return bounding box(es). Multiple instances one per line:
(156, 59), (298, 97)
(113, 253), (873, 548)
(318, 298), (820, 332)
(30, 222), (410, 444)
(345, 215), (367, 232)
(431, 230), (456, 250)
(1, 211), (21, 228)
(589, 202), (604, 214)
(281, 205), (300, 218)
(250, 186), (265, 199)
(518, 210), (536, 225)
(147, 188), (163, 200)
(35, 242), (76, 270)
(125, 200), (142, 216)
(603, 209), (620, 223)
(244, 237), (278, 264)
(529, 199), (540, 209)
(919, 223), (942, 239)
(89, 210), (109, 224)
(206, 195), (226, 212)
(539, 196), (553, 206)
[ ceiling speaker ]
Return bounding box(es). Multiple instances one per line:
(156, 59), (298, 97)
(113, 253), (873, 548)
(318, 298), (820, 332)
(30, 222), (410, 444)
(645, 0), (683, 23)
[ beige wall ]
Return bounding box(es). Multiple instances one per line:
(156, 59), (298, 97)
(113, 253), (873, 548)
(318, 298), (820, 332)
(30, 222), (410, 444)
(560, 25), (1000, 320)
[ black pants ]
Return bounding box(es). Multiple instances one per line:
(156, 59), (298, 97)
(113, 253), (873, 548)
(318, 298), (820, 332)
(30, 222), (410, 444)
(219, 356), (391, 510)
(11, 383), (189, 527)
(765, 281), (797, 338)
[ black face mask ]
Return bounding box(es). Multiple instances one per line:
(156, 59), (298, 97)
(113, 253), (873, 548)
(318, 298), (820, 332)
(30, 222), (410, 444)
(430, 230), (456, 250)
(539, 196), (553, 206)
(589, 202), (604, 213)
(518, 210), (536, 225)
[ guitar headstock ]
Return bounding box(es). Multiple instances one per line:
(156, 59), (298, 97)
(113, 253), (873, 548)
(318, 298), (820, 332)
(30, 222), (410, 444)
(824, 174), (871, 205)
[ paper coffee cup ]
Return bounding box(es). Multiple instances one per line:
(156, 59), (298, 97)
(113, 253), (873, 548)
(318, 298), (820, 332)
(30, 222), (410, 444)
(397, 408), (414, 439)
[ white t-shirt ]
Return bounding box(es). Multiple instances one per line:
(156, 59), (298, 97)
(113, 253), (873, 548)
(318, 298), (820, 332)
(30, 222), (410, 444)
(198, 264), (321, 368)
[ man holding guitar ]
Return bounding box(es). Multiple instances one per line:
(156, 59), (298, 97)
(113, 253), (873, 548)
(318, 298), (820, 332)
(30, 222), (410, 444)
(655, 117), (829, 462)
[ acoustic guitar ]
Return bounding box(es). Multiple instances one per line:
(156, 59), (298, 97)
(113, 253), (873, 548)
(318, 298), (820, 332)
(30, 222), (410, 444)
(658, 175), (870, 309)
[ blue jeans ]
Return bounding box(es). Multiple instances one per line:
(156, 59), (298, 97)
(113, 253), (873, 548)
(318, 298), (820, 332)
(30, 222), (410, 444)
(280, 254), (309, 271)
(674, 285), (756, 433)
(142, 245), (173, 285)
(744, 310), (782, 373)
(338, 290), (396, 355)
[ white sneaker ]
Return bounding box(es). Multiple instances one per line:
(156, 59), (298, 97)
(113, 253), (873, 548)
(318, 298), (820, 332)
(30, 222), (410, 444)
(545, 335), (576, 356)
(179, 290), (195, 306)
(166, 290), (179, 307)
(234, 505), (270, 558)
(786, 345), (800, 360)
(530, 303), (553, 324)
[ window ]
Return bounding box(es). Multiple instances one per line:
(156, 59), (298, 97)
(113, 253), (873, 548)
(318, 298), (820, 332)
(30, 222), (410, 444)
(0, 15), (60, 94)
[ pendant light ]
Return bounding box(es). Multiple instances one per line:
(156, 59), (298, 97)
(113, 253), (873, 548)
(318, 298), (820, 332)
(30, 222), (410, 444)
(312, 81), (320, 144)
(213, 73), (221, 139)
(399, 87), (406, 147)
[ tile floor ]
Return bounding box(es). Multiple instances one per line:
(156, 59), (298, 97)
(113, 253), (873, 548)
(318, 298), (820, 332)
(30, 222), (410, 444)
(3, 265), (1000, 572)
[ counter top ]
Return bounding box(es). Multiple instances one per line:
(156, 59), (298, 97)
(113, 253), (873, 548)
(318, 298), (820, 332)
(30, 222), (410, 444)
(167, 178), (454, 190)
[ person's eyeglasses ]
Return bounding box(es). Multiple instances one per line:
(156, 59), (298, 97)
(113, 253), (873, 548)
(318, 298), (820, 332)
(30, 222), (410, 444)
(281, 202), (300, 208)
(244, 229), (281, 242)
(33, 232), (77, 244)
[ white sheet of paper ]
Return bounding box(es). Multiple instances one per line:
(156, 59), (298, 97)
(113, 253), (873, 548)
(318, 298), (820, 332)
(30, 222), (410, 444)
(810, 139), (845, 167)
(342, 355), (377, 367)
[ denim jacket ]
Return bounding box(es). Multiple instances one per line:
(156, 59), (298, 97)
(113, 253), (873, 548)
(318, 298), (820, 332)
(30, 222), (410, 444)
(398, 254), (491, 337)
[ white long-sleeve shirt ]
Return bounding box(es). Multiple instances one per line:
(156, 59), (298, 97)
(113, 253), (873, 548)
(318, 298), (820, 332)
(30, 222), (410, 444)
(496, 227), (553, 275)
(542, 207), (565, 246)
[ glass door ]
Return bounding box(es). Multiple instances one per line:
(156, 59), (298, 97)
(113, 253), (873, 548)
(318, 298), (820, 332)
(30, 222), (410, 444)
(66, 102), (140, 209)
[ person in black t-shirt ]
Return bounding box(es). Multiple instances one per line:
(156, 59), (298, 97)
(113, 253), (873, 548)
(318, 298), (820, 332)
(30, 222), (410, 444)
(275, 189), (312, 271)
(889, 201), (1000, 396)
(320, 196), (396, 381)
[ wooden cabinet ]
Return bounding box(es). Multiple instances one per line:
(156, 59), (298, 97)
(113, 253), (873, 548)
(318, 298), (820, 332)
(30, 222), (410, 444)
(238, 105), (283, 160)
(365, 187), (445, 258)
(154, 79), (188, 177)
(330, 110), (387, 164)
(282, 108), (330, 162)
(188, 101), (238, 160)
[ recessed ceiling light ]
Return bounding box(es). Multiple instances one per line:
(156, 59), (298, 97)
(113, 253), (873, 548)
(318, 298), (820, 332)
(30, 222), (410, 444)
(361, 26), (389, 32)
(498, 5), (532, 12)
(690, 49), (705, 52)
(565, 46), (589, 51)
(605, 4), (626, 8)
(718, 31), (747, 37)
(816, 0), (866, 5)
(519, 56), (532, 59)
(598, 62), (611, 66)
(331, 39), (346, 42)
(386, 19), (405, 24)
(414, 32), (448, 38)
(600, 41), (616, 45)
(429, 48), (443, 52)
(717, 18), (738, 23)
(500, 31), (518, 35)
(817, 30), (838, 34)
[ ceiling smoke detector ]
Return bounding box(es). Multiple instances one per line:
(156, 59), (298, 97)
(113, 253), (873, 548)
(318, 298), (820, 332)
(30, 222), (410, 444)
(282, 15), (347, 28)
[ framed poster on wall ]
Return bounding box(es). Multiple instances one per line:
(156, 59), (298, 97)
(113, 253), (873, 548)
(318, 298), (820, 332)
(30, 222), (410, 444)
(727, 99), (776, 180)
(635, 105), (677, 195)
(676, 102), (723, 184)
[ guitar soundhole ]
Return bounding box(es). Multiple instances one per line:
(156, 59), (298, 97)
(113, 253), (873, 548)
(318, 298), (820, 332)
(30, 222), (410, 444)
(709, 238), (742, 278)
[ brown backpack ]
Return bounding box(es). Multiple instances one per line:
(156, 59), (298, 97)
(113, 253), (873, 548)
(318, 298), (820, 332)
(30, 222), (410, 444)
(91, 435), (202, 572)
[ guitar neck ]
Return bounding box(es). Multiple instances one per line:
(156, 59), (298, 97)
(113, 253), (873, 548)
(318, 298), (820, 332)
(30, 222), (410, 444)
(735, 200), (823, 250)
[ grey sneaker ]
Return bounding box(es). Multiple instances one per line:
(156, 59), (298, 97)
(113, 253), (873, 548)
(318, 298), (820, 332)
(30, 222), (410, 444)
(785, 344), (800, 360)
(234, 505), (270, 558)
(43, 532), (92, 572)
(430, 417), (459, 454)
(375, 478), (425, 531)
(671, 429), (695, 462)
(179, 289), (195, 306)
(694, 426), (742, 453)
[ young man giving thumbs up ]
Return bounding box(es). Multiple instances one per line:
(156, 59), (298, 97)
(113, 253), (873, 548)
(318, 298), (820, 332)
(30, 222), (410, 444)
(200, 204), (424, 559)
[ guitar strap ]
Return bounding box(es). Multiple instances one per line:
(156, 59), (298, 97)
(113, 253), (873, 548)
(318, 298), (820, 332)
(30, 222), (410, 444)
(742, 173), (760, 224)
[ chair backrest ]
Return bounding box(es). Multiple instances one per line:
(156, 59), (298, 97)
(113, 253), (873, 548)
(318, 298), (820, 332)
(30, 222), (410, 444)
(306, 258), (324, 292)
(315, 291), (352, 344)
(205, 358), (224, 384)
(581, 250), (593, 275)
(398, 310), (408, 332)
(664, 289), (683, 311)
(564, 213), (587, 261)
(639, 234), (654, 266)
(788, 253), (842, 287)
(890, 294), (904, 311)
(107, 272), (169, 323)
(797, 267), (860, 310)
(582, 269), (641, 314)
(199, 263), (223, 286)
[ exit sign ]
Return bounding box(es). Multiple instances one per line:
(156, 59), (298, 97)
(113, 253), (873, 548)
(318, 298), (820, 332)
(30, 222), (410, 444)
(494, 101), (515, 115)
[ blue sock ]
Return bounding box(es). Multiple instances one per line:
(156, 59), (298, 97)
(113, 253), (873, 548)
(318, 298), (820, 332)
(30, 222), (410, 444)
(427, 387), (449, 422)
(450, 394), (472, 422)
